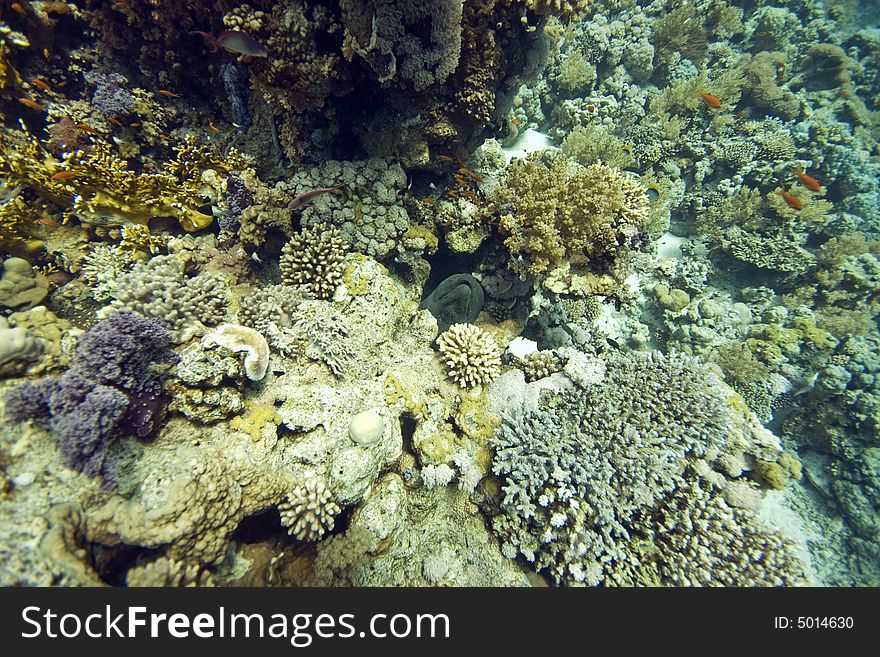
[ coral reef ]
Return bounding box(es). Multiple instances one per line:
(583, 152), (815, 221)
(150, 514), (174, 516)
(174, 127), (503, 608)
(0, 0), (878, 590)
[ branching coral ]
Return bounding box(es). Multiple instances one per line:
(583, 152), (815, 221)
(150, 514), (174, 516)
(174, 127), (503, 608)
(4, 312), (174, 484)
(436, 323), (502, 388)
(0, 131), (247, 232)
(488, 154), (650, 295)
(279, 475), (342, 542)
(339, 0), (463, 91)
(103, 255), (228, 343)
(490, 350), (805, 586)
(279, 224), (347, 300)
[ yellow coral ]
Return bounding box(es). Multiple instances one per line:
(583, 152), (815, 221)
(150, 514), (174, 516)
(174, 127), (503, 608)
(230, 403), (280, 441)
(489, 154), (649, 293)
(0, 130), (248, 232)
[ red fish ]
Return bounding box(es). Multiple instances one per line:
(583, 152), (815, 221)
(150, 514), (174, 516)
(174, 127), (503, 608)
(50, 171), (78, 181)
(32, 79), (51, 93)
(158, 89), (181, 97)
(779, 190), (803, 210)
(699, 91), (722, 108)
(190, 30), (268, 58)
(796, 170), (821, 192)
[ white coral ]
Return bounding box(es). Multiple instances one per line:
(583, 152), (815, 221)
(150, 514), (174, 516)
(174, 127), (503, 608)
(436, 323), (501, 388)
(279, 476), (342, 542)
(202, 324), (269, 381)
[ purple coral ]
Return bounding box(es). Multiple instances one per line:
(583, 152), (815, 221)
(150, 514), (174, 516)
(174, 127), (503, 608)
(4, 312), (174, 485)
(220, 173), (253, 233)
(84, 70), (135, 117)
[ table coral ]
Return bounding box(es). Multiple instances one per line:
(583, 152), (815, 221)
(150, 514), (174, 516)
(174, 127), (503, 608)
(490, 349), (804, 586)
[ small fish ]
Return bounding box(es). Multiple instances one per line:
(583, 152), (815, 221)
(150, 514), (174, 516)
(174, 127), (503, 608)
(190, 30), (268, 58)
(158, 89), (181, 97)
(50, 171), (77, 181)
(129, 121), (142, 128)
(11, 3), (25, 14)
(511, 118), (521, 125)
(467, 171), (484, 184)
(464, 190), (480, 203)
(699, 91), (722, 108)
(43, 48), (50, 59)
(438, 154), (456, 163)
(32, 79), (51, 93)
(18, 97), (45, 110)
(76, 122), (102, 135)
(106, 117), (123, 127)
(796, 170), (821, 192)
(208, 120), (220, 133)
(779, 190), (803, 210)
(36, 216), (58, 226)
(158, 133), (171, 140)
(288, 183), (347, 211)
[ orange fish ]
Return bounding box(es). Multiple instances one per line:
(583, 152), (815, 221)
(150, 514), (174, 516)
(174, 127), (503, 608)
(50, 171), (77, 181)
(438, 154), (455, 163)
(32, 79), (51, 93)
(511, 118), (521, 125)
(699, 91), (722, 108)
(43, 48), (50, 59)
(158, 133), (171, 140)
(796, 170), (821, 192)
(76, 123), (102, 135)
(106, 117), (123, 127)
(158, 89), (181, 97)
(129, 121), (142, 128)
(779, 190), (803, 210)
(467, 171), (484, 184)
(18, 97), (45, 110)
(11, 3), (24, 14)
(208, 120), (219, 133)
(36, 217), (58, 226)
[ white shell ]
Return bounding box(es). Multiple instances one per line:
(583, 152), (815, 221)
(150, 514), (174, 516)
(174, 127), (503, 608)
(348, 409), (385, 447)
